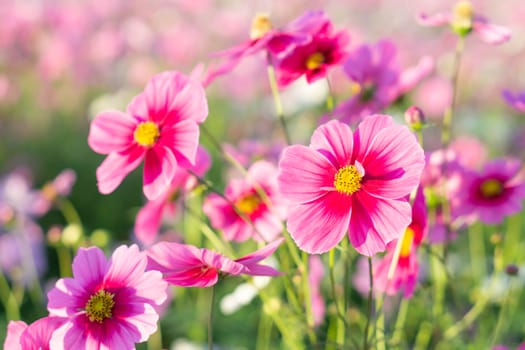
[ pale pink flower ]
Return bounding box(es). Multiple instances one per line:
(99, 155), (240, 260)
(277, 115), (425, 256)
(308, 255), (325, 326)
(502, 89), (525, 113)
(146, 239), (283, 287)
(88, 71), (208, 200)
(418, 1), (511, 45)
(134, 146), (211, 245)
(203, 161), (287, 243)
(4, 317), (66, 350)
(47, 245), (168, 349)
(451, 158), (525, 225)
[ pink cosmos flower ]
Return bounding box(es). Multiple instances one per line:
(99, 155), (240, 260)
(4, 317), (66, 350)
(134, 146), (211, 245)
(203, 160), (287, 243)
(88, 71), (208, 200)
(502, 89), (525, 113)
(331, 39), (433, 124)
(47, 245), (168, 349)
(146, 239), (283, 287)
(451, 158), (525, 225)
(277, 115), (425, 256)
(418, 0), (511, 45)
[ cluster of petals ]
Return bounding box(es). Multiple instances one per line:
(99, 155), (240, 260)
(146, 238), (283, 288)
(450, 158), (525, 225)
(502, 89), (525, 113)
(4, 317), (65, 350)
(418, 0), (511, 45)
(46, 245), (168, 349)
(331, 39), (433, 124)
(88, 70), (208, 200)
(277, 114), (425, 256)
(203, 160), (287, 243)
(134, 146), (211, 246)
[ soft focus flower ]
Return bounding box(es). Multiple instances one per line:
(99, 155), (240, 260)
(451, 158), (525, 225)
(331, 40), (432, 124)
(146, 239), (283, 287)
(4, 317), (66, 350)
(203, 160), (287, 243)
(308, 255), (325, 326)
(47, 245), (168, 349)
(277, 115), (425, 255)
(88, 71), (208, 200)
(502, 89), (525, 113)
(134, 146), (211, 245)
(418, 0), (511, 44)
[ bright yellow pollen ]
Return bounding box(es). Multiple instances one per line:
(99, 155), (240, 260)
(235, 193), (261, 215)
(350, 82), (362, 96)
(134, 121), (160, 147)
(334, 165), (362, 195)
(400, 227), (415, 258)
(480, 178), (503, 198)
(85, 290), (115, 323)
(250, 13), (272, 40)
(305, 52), (325, 70)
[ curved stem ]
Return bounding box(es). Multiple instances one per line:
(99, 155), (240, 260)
(266, 55), (291, 145)
(443, 295), (488, 340)
(208, 284), (217, 350)
(364, 257), (374, 350)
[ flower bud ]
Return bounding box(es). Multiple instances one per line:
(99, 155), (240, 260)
(505, 264), (519, 276)
(404, 106), (426, 131)
(451, 0), (474, 37)
(250, 13), (272, 40)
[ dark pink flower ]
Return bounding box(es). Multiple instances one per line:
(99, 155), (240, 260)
(4, 317), (66, 350)
(134, 146), (211, 245)
(146, 239), (283, 287)
(502, 89), (525, 113)
(277, 115), (425, 256)
(47, 245), (168, 349)
(451, 158), (525, 224)
(88, 71), (208, 200)
(203, 161), (287, 243)
(418, 0), (511, 44)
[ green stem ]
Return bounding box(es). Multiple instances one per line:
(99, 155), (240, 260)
(301, 252), (315, 331)
(328, 249), (346, 347)
(266, 56), (291, 145)
(392, 298), (410, 348)
(147, 326), (163, 350)
(375, 294), (386, 350)
(58, 198), (82, 225)
(443, 296), (488, 340)
(208, 284), (217, 350)
(364, 257), (374, 350)
(490, 279), (514, 346)
(57, 244), (73, 277)
(0, 270), (20, 320)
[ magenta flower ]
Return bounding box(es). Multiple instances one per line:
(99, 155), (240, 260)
(277, 115), (425, 256)
(418, 0), (511, 45)
(88, 71), (208, 200)
(134, 146), (211, 245)
(331, 39), (433, 124)
(47, 245), (168, 349)
(451, 158), (525, 225)
(203, 160), (288, 243)
(502, 89), (525, 113)
(146, 239), (283, 287)
(4, 317), (66, 350)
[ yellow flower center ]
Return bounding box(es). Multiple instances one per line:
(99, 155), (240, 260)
(350, 82), (362, 96)
(235, 193), (261, 215)
(134, 121), (160, 147)
(85, 289), (115, 323)
(400, 227), (415, 258)
(452, 0), (474, 34)
(305, 52), (325, 70)
(250, 13), (272, 40)
(334, 165), (362, 195)
(479, 178), (503, 198)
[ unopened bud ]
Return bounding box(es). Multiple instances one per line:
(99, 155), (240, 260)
(451, 0), (474, 36)
(250, 13), (272, 40)
(404, 106), (426, 131)
(505, 264), (519, 276)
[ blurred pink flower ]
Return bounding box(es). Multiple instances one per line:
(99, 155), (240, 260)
(331, 39), (433, 124)
(451, 158), (525, 225)
(146, 239), (283, 287)
(4, 317), (66, 350)
(418, 1), (511, 45)
(203, 161), (287, 243)
(47, 245), (168, 349)
(277, 115), (425, 256)
(413, 76), (453, 119)
(502, 89), (525, 113)
(450, 136), (488, 169)
(88, 71), (208, 200)
(308, 255), (325, 326)
(134, 146), (211, 246)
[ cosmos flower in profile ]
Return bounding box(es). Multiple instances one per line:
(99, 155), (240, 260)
(277, 115), (425, 256)
(88, 71), (208, 200)
(47, 245), (168, 349)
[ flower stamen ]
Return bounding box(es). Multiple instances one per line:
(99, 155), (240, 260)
(334, 165), (362, 195)
(479, 178), (503, 198)
(235, 193), (261, 215)
(305, 52), (325, 70)
(85, 289), (115, 323)
(400, 227), (415, 258)
(134, 121), (160, 147)
(250, 13), (272, 40)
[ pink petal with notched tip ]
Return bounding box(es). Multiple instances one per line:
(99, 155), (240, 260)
(473, 18), (511, 45)
(310, 120), (354, 167)
(96, 146), (145, 195)
(88, 111), (137, 154)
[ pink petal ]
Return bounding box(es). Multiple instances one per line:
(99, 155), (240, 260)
(20, 317), (66, 349)
(165, 76), (208, 124)
(310, 120), (354, 167)
(72, 246), (107, 288)
(50, 320), (89, 349)
(473, 19), (511, 45)
(160, 119), (200, 166)
(88, 111), (137, 154)
(343, 44), (372, 82)
(287, 192), (352, 254)
(134, 196), (167, 246)
(112, 304), (160, 344)
(417, 12), (451, 27)
(143, 146), (177, 201)
(96, 146), (145, 195)
(398, 56), (434, 95)
(352, 114), (395, 161)
(104, 245), (147, 286)
(278, 145), (336, 204)
(4, 321), (27, 350)
(236, 238), (284, 265)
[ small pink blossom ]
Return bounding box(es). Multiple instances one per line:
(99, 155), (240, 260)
(203, 160), (287, 243)
(277, 115), (425, 256)
(502, 89), (525, 113)
(4, 317), (66, 350)
(88, 71), (208, 200)
(146, 239), (283, 287)
(47, 245), (168, 349)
